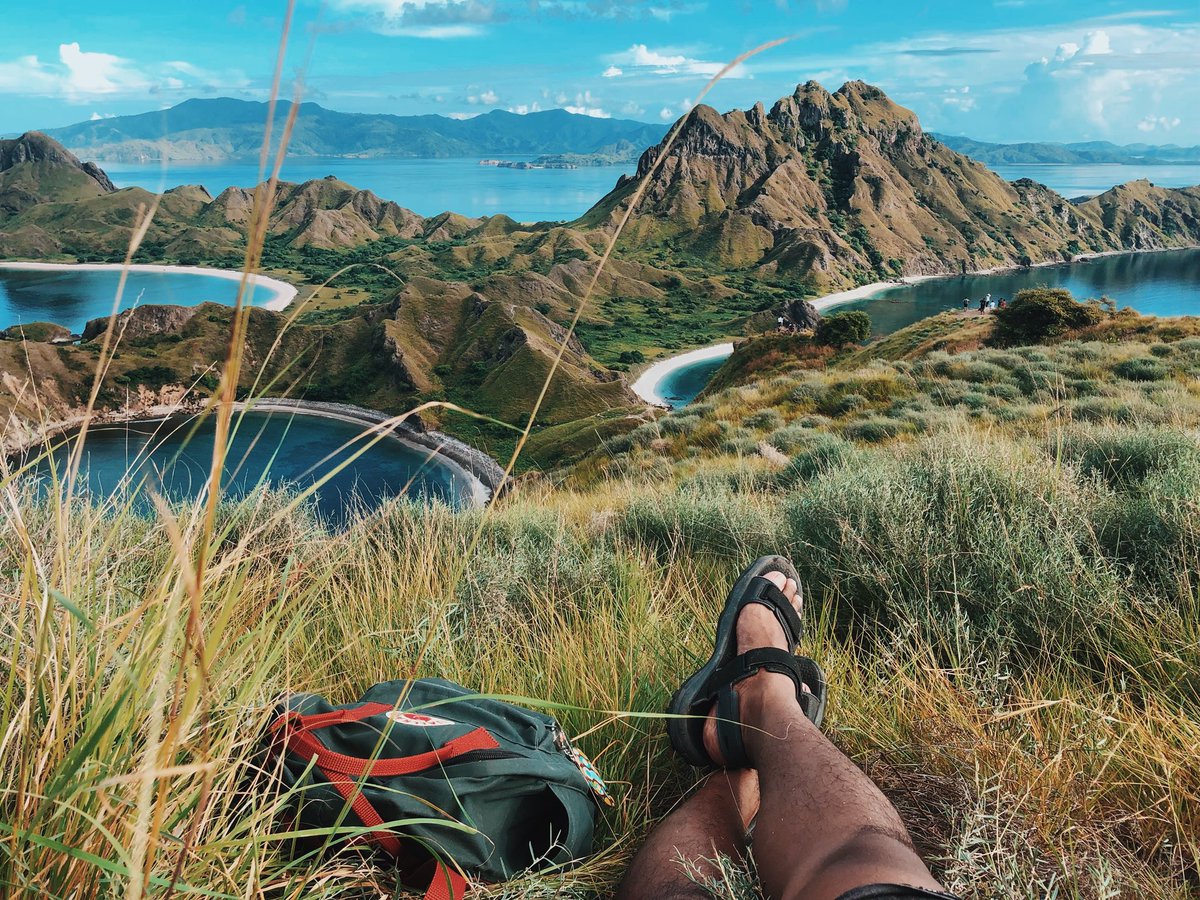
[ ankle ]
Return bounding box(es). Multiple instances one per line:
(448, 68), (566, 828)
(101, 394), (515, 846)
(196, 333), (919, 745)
(738, 671), (814, 758)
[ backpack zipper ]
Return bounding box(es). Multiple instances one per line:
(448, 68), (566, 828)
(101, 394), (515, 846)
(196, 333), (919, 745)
(439, 748), (522, 765)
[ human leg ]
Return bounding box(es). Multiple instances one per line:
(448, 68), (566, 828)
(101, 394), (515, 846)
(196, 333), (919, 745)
(616, 768), (758, 900)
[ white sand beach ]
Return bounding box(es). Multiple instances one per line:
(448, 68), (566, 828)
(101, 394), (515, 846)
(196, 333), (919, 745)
(0, 261), (298, 311)
(631, 342), (735, 407)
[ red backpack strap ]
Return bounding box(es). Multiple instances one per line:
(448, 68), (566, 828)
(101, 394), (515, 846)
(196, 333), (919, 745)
(424, 863), (468, 900)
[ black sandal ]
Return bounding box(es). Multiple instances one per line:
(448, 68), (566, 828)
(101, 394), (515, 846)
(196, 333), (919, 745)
(667, 555), (827, 768)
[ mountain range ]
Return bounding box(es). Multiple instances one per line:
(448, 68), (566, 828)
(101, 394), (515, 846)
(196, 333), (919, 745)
(2, 80), (1199, 445)
(39, 98), (668, 163)
(933, 133), (1200, 166)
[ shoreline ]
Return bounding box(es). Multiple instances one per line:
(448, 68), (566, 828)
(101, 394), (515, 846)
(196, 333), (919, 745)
(811, 243), (1200, 314)
(630, 244), (1200, 409)
(5, 398), (505, 511)
(630, 343), (734, 407)
(0, 261), (298, 312)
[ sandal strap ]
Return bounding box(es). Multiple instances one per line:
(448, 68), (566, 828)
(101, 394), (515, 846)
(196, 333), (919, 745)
(738, 577), (804, 649)
(704, 648), (828, 728)
(704, 647), (802, 694)
(713, 684), (751, 769)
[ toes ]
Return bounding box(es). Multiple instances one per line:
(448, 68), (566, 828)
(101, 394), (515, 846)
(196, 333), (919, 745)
(763, 571), (803, 613)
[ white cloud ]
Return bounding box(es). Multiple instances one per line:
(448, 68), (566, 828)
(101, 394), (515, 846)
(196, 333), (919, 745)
(1138, 114), (1182, 132)
(563, 90), (610, 118)
(659, 106), (675, 120)
(467, 88), (500, 105)
(508, 102), (543, 115)
(58, 42), (146, 96)
(375, 23), (483, 38)
(447, 111), (480, 120)
(0, 43), (245, 102)
(606, 44), (746, 79)
(602, 66), (623, 78)
(619, 99), (645, 116)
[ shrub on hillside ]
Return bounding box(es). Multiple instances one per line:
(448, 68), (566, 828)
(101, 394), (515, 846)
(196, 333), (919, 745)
(1062, 428), (1200, 490)
(1112, 356), (1169, 382)
(622, 485), (783, 560)
(990, 288), (1105, 346)
(815, 311), (872, 346)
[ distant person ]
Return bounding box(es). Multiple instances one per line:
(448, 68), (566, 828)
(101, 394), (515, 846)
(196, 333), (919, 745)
(962, 298), (970, 309)
(620, 557), (960, 900)
(979, 297), (987, 313)
(985, 293), (991, 306)
(988, 299), (997, 310)
(999, 298), (1008, 309)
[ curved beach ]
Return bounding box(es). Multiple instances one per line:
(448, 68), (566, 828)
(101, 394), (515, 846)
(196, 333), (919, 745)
(631, 343), (734, 407)
(0, 261), (298, 311)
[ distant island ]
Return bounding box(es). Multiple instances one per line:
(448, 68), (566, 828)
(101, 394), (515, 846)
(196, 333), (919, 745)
(40, 98), (668, 163)
(933, 133), (1200, 166)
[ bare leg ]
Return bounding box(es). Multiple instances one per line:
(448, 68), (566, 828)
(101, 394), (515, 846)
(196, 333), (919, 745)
(616, 768), (759, 900)
(701, 574), (945, 900)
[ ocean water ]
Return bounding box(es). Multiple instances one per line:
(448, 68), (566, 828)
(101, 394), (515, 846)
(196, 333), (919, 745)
(837, 248), (1200, 337)
(0, 266), (280, 333)
(27, 411), (464, 522)
(102, 156), (633, 223)
(991, 163), (1200, 199)
(98, 159), (1199, 221)
(658, 358), (728, 409)
(665, 248), (1200, 407)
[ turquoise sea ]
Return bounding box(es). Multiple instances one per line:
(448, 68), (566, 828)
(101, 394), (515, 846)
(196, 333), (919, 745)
(0, 266), (281, 333)
(28, 411), (465, 522)
(99, 159), (1200, 221)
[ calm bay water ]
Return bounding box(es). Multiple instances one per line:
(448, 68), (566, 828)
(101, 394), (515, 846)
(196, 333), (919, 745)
(659, 358), (727, 409)
(991, 163), (1200, 199)
(100, 159), (1199, 221)
(838, 248), (1200, 337)
(103, 157), (632, 222)
(666, 248), (1200, 407)
(0, 266), (279, 333)
(31, 411), (464, 521)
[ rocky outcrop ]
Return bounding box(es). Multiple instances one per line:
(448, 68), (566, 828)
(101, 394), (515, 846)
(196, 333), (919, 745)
(0, 132), (116, 192)
(82, 304), (200, 342)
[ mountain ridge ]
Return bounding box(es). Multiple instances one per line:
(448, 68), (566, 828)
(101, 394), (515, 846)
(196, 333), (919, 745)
(933, 133), (1200, 166)
(42, 98), (668, 163)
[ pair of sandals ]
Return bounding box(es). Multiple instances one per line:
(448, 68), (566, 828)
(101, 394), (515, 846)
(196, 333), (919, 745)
(667, 555), (828, 769)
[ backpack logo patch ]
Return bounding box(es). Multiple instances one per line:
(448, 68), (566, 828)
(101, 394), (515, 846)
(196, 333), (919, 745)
(386, 711), (455, 727)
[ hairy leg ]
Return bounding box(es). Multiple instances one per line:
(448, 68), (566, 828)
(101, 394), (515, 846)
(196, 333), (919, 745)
(702, 573), (944, 900)
(616, 768), (759, 900)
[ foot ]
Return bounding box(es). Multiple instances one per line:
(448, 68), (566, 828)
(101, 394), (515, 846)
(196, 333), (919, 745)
(701, 571), (807, 767)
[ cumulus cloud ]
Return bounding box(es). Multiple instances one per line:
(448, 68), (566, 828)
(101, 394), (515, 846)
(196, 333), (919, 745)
(0, 43), (238, 102)
(466, 88), (500, 105)
(602, 65), (623, 78)
(604, 44), (746, 79)
(659, 106), (674, 120)
(1138, 114), (1182, 132)
(563, 89), (609, 118)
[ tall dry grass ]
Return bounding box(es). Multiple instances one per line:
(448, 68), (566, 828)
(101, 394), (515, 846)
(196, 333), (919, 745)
(1, 10), (1197, 900)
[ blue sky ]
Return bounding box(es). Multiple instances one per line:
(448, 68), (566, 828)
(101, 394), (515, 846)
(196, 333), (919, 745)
(2, 1), (1198, 144)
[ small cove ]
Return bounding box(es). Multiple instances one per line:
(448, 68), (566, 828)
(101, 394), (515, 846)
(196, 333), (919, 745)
(25, 410), (474, 522)
(0, 264), (293, 333)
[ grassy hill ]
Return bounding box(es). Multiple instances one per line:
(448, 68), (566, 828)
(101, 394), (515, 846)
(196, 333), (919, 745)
(4, 294), (1199, 898)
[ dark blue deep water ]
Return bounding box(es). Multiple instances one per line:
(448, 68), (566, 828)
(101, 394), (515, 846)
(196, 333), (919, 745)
(0, 267), (282, 333)
(838, 248), (1200, 337)
(29, 411), (465, 522)
(665, 248), (1200, 407)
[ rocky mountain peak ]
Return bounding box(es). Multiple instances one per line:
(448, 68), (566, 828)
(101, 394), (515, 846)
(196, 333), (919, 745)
(0, 132), (116, 192)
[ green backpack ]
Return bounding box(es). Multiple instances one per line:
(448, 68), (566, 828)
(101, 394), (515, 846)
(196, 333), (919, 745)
(264, 678), (608, 900)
